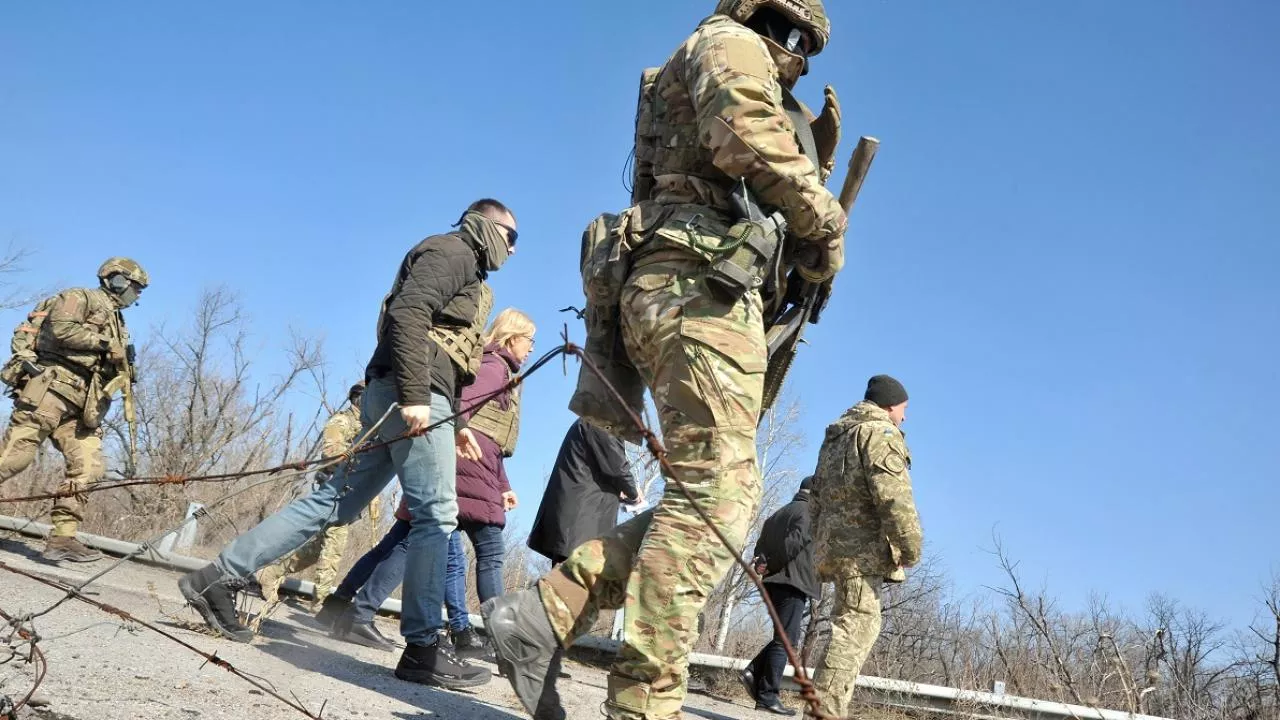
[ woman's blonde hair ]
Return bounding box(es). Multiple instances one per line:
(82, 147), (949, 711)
(483, 308), (536, 350)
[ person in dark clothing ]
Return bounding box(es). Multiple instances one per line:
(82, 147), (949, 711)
(527, 419), (640, 565)
(741, 477), (819, 716)
(178, 198), (516, 692)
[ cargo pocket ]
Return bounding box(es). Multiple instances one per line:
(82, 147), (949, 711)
(676, 314), (766, 430)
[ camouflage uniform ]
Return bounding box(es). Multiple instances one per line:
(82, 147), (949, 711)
(0, 258), (146, 558)
(808, 401), (923, 719)
(256, 402), (367, 607)
(538, 7), (846, 719)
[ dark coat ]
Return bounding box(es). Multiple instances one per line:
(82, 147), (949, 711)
(527, 420), (638, 563)
(455, 345), (521, 527)
(753, 491), (820, 599)
(366, 232), (484, 409)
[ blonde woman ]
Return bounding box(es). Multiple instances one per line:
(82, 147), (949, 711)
(442, 308), (535, 657)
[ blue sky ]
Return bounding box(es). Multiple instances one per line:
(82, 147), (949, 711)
(3, 2), (1277, 631)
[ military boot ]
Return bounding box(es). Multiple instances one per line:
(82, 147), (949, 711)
(313, 593), (352, 628)
(42, 536), (103, 562)
(178, 564), (254, 643)
(481, 588), (563, 717)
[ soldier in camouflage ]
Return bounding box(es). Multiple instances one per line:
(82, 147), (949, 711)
(482, 2), (847, 718)
(807, 375), (923, 719)
(0, 258), (149, 562)
(253, 382), (374, 622)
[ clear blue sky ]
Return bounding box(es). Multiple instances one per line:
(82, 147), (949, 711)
(3, 2), (1277, 631)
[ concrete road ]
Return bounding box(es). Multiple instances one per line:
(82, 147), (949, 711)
(0, 533), (774, 720)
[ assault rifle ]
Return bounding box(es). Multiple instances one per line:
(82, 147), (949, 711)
(761, 136), (880, 413)
(102, 342), (138, 470)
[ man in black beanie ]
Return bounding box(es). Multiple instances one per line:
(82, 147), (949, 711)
(804, 374), (922, 719)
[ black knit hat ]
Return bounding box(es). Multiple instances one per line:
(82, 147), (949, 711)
(864, 374), (908, 408)
(798, 476), (813, 492)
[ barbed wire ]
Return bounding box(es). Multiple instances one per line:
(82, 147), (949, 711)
(0, 334), (834, 719)
(0, 602), (48, 717)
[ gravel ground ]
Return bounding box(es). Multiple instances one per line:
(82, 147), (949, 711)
(0, 533), (781, 720)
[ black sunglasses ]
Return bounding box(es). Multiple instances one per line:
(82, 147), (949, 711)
(495, 221), (518, 247)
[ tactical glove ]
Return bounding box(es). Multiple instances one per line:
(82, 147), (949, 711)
(796, 233), (845, 284)
(810, 85), (842, 184)
(105, 342), (127, 366)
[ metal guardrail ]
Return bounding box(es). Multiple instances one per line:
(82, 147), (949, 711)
(0, 515), (1173, 720)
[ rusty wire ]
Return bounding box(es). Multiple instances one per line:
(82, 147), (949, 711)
(0, 561), (325, 719)
(0, 602), (49, 716)
(0, 344), (569, 719)
(0, 345), (565, 507)
(0, 335), (832, 718)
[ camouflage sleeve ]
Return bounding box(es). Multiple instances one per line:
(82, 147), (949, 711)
(321, 414), (354, 458)
(685, 24), (847, 242)
(45, 290), (110, 352)
(858, 425), (923, 568)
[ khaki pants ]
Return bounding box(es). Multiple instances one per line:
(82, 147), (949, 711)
(0, 389), (102, 536)
(811, 574), (884, 718)
(256, 524), (351, 604)
(539, 256), (766, 720)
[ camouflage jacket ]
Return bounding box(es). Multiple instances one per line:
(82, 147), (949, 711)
(811, 401), (923, 579)
(632, 14), (846, 244)
(321, 405), (363, 458)
(35, 287), (129, 383)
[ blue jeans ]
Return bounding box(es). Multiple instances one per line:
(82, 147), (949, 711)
(336, 518), (411, 625)
(214, 377), (458, 645)
(443, 521), (506, 632)
(444, 531), (470, 633)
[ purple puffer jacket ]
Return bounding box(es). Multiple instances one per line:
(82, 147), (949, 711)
(454, 344), (522, 527)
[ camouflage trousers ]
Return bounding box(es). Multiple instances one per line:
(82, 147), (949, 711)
(541, 254), (765, 720)
(809, 574), (884, 719)
(257, 524), (351, 605)
(0, 390), (103, 537)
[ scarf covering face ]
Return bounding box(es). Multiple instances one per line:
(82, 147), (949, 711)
(459, 211), (511, 272)
(760, 36), (807, 89)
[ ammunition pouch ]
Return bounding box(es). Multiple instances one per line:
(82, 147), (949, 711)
(569, 207), (667, 444)
(15, 366), (54, 409)
(0, 357), (28, 389)
(706, 215), (785, 302)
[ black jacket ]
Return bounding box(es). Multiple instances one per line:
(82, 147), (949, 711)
(366, 233), (484, 410)
(528, 420), (638, 563)
(753, 492), (819, 599)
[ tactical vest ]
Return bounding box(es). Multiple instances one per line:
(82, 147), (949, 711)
(427, 281), (493, 384)
(467, 356), (521, 457)
(35, 288), (127, 380)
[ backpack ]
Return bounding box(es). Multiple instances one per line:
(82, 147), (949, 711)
(1, 294), (57, 388)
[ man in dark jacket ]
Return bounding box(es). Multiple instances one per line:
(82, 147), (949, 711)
(740, 477), (819, 716)
(528, 419), (639, 565)
(178, 199), (517, 692)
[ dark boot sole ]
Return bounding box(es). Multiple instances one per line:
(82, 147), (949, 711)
(178, 575), (254, 643)
(332, 630), (395, 651)
(393, 666), (492, 689)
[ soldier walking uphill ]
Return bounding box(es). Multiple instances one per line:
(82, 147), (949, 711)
(482, 2), (848, 719)
(807, 375), (923, 719)
(0, 258), (149, 562)
(179, 199), (517, 691)
(254, 381), (376, 625)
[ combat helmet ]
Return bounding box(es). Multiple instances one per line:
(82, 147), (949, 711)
(97, 257), (150, 288)
(714, 0), (830, 56)
(348, 380), (366, 404)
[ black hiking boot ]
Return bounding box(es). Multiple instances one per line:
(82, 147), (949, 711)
(313, 594), (351, 628)
(451, 626), (497, 663)
(481, 588), (563, 717)
(178, 564), (254, 643)
(394, 634), (491, 689)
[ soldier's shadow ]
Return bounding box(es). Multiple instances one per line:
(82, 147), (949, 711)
(252, 611), (522, 720)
